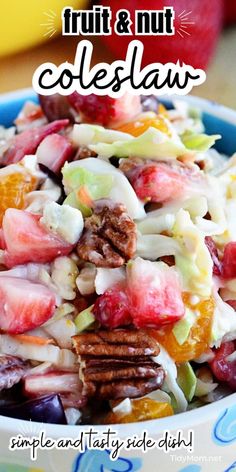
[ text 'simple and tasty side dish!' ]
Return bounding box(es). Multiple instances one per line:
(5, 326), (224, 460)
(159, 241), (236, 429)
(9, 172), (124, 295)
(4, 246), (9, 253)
(0, 92), (235, 426)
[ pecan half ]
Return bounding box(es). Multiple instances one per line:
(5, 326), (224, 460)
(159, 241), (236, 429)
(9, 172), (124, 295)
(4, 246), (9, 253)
(92, 376), (165, 400)
(74, 330), (159, 357)
(72, 329), (165, 400)
(0, 355), (29, 391)
(77, 199), (137, 268)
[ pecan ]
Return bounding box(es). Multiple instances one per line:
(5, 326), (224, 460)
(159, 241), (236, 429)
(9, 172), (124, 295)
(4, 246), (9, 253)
(83, 359), (163, 382)
(91, 376), (165, 400)
(0, 355), (29, 391)
(119, 157), (143, 175)
(74, 330), (159, 357)
(74, 147), (97, 160)
(72, 329), (165, 400)
(77, 199), (137, 268)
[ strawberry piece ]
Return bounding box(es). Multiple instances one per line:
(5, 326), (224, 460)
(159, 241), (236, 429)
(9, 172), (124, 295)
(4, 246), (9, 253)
(222, 242), (236, 279)
(93, 258), (184, 329)
(93, 283), (132, 329)
(127, 163), (187, 203)
(127, 258), (184, 328)
(209, 341), (236, 390)
(37, 134), (74, 173)
(68, 93), (141, 127)
(2, 208), (73, 268)
(0, 277), (56, 334)
(205, 236), (222, 276)
(1, 119), (69, 166)
(100, 0), (222, 70)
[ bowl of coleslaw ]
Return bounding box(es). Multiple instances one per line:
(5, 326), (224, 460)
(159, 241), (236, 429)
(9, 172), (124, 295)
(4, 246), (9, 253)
(0, 89), (236, 472)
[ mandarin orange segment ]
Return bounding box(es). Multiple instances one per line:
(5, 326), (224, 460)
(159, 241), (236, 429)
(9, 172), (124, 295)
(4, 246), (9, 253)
(158, 103), (169, 118)
(104, 399), (173, 424)
(150, 295), (214, 363)
(115, 115), (171, 137)
(0, 172), (36, 225)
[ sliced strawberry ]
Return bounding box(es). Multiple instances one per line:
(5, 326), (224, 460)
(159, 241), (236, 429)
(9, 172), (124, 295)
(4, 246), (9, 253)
(205, 236), (222, 276)
(37, 134), (74, 173)
(93, 258), (184, 329)
(209, 341), (236, 390)
(222, 242), (236, 279)
(2, 208), (73, 268)
(68, 93), (141, 127)
(127, 258), (185, 328)
(127, 162), (189, 204)
(0, 277), (56, 334)
(93, 283), (132, 329)
(1, 119), (69, 166)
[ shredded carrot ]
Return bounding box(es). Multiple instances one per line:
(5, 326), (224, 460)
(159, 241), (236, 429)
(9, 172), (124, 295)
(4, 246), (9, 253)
(77, 186), (93, 207)
(13, 335), (56, 345)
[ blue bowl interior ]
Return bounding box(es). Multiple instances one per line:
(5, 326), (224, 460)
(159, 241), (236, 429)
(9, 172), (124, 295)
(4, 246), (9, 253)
(0, 92), (38, 129)
(0, 93), (236, 156)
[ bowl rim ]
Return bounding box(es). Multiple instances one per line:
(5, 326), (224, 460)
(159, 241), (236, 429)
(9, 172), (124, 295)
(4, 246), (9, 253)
(1, 87), (236, 125)
(0, 87), (236, 437)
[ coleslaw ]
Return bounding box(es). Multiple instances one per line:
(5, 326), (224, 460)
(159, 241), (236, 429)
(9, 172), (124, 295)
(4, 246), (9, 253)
(0, 92), (235, 426)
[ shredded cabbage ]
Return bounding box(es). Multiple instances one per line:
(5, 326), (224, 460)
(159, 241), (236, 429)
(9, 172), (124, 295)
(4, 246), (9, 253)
(137, 208), (214, 297)
(95, 267), (126, 295)
(172, 308), (196, 345)
(72, 123), (132, 146)
(136, 233), (180, 261)
(211, 288), (236, 346)
(195, 378), (218, 397)
(181, 132), (221, 152)
(89, 127), (219, 161)
(62, 164), (114, 197)
(173, 209), (213, 297)
(89, 127), (188, 160)
(153, 346), (188, 413)
(137, 213), (175, 235)
(168, 100), (204, 135)
(0, 335), (77, 367)
(177, 362), (197, 402)
(62, 158), (145, 219)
